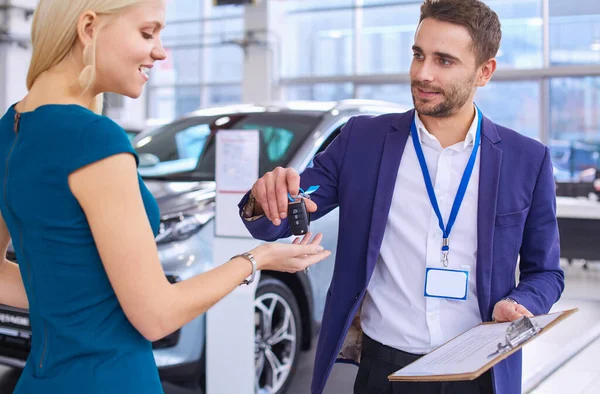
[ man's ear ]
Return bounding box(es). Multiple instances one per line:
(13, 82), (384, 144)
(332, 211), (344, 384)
(76, 11), (99, 47)
(476, 58), (497, 88)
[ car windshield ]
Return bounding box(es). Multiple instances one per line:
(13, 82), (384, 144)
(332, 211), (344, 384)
(135, 112), (322, 180)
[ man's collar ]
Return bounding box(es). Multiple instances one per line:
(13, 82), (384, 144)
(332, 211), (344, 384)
(414, 104), (479, 150)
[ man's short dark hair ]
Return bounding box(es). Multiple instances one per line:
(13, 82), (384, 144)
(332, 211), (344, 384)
(419, 0), (502, 66)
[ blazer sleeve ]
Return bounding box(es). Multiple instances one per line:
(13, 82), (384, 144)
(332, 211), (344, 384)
(508, 146), (565, 315)
(238, 117), (356, 242)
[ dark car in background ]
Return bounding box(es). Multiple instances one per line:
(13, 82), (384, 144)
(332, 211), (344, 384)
(551, 139), (600, 183)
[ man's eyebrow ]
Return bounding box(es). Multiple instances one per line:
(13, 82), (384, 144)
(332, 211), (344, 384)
(412, 45), (461, 62)
(433, 51), (461, 62)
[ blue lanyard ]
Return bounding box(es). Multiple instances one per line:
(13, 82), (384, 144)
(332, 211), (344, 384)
(288, 185), (320, 202)
(410, 107), (482, 267)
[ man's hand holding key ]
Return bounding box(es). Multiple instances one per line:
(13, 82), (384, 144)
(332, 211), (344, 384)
(251, 167), (318, 226)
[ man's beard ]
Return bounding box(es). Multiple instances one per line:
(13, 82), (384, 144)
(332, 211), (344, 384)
(411, 74), (476, 118)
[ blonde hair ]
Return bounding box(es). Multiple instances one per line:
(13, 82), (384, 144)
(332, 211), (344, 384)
(27, 0), (146, 114)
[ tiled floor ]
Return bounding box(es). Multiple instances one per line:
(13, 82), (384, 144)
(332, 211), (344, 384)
(529, 338), (600, 394)
(524, 260), (600, 394)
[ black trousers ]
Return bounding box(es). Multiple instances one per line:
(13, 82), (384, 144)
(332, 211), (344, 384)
(354, 334), (494, 394)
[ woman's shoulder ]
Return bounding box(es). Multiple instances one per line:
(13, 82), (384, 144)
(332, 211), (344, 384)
(30, 104), (129, 143)
(31, 105), (138, 172)
(42, 104), (123, 133)
(5, 103), (125, 138)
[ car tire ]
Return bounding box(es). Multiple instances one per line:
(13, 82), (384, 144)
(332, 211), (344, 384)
(255, 276), (303, 394)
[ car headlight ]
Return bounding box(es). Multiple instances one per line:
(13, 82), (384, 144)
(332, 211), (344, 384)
(156, 208), (214, 245)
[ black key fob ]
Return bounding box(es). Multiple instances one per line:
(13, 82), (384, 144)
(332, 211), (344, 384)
(288, 199), (310, 236)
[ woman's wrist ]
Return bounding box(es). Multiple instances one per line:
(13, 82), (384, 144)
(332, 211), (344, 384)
(230, 253), (257, 285)
(249, 245), (269, 271)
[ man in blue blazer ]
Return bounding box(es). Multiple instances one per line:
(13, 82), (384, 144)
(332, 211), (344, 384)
(239, 1), (564, 393)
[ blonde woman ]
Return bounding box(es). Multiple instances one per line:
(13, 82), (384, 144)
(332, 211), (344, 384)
(0, 1), (330, 393)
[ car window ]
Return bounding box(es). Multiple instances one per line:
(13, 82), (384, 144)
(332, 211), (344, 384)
(190, 113), (321, 180)
(241, 124), (295, 162)
(135, 120), (213, 177)
(174, 125), (211, 160)
(550, 140), (600, 182)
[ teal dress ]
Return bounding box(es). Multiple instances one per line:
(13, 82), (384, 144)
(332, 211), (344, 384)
(0, 104), (163, 393)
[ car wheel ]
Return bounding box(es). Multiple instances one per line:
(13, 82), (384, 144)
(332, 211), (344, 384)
(254, 276), (302, 394)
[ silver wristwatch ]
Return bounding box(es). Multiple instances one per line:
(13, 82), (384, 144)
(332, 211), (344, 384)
(233, 252), (257, 286)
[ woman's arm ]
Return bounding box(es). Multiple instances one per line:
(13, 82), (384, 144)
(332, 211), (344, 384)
(0, 213), (28, 309)
(69, 153), (329, 342)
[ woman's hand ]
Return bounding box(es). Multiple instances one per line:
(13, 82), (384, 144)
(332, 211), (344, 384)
(250, 233), (331, 273)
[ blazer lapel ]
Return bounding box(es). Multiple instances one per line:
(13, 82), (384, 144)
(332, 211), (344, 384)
(366, 111), (412, 279)
(476, 116), (503, 321)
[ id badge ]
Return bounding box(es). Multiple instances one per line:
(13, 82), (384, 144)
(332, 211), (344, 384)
(424, 267), (469, 300)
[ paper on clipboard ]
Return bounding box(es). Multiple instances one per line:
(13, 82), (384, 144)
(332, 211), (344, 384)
(389, 309), (577, 382)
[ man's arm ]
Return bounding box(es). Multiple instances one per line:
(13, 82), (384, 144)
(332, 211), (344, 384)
(0, 213), (28, 309)
(239, 117), (356, 242)
(508, 147), (565, 315)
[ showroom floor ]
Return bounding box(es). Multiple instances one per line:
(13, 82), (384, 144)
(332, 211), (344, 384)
(0, 259), (598, 394)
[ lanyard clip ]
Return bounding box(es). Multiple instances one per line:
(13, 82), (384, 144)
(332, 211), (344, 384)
(288, 185), (320, 202)
(441, 238), (449, 267)
(441, 251), (449, 267)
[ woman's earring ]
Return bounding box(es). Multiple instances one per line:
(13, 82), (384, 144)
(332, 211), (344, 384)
(79, 43), (95, 90)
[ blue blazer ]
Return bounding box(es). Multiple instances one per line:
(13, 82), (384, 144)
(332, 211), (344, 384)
(240, 109), (565, 394)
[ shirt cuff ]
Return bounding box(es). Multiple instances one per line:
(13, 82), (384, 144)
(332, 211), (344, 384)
(242, 194), (265, 221)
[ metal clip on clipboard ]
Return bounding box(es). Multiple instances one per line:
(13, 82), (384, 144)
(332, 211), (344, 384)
(488, 316), (540, 358)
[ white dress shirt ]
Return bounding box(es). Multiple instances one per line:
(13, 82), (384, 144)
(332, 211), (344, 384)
(360, 108), (483, 354)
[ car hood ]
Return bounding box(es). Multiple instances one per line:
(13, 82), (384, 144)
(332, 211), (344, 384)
(143, 180), (217, 217)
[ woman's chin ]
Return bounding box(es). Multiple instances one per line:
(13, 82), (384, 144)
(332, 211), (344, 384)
(116, 87), (143, 100)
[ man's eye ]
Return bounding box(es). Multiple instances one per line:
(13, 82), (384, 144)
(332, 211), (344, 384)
(142, 32), (153, 39)
(413, 53), (424, 60)
(440, 58), (452, 66)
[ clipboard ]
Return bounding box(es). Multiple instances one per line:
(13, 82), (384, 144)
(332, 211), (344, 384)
(389, 308), (578, 382)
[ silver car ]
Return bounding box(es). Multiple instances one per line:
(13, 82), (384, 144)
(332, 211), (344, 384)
(0, 99), (406, 393)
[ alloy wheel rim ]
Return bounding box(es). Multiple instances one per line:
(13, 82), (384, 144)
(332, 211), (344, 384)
(254, 292), (298, 393)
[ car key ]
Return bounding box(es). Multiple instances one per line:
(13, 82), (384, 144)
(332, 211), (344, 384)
(288, 198), (310, 236)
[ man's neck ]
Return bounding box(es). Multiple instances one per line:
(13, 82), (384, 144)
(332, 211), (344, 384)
(418, 103), (476, 149)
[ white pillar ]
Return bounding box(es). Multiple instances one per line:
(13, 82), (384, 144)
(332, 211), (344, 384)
(242, 0), (284, 103)
(207, 129), (261, 394)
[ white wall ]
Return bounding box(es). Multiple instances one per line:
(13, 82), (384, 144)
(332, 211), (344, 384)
(1, 0), (285, 124)
(104, 93), (148, 130)
(0, 0), (35, 113)
(0, 0), (147, 129)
